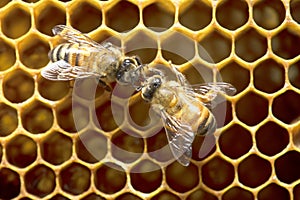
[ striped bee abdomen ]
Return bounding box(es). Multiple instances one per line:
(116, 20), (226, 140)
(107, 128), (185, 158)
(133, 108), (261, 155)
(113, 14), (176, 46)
(196, 107), (217, 136)
(49, 43), (90, 67)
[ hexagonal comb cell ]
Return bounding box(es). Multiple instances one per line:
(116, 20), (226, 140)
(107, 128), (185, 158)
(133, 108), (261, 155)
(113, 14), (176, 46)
(73, 78), (105, 100)
(147, 130), (173, 163)
(166, 162), (198, 193)
(6, 134), (37, 168)
(192, 134), (216, 162)
(220, 61), (250, 94)
(238, 154), (272, 188)
(179, 1), (212, 31)
(235, 28), (267, 62)
(198, 30), (231, 63)
(213, 99), (233, 128)
(106, 1), (139, 32)
(24, 164), (55, 197)
(92, 28), (121, 47)
(38, 76), (70, 101)
(275, 151), (300, 184)
(272, 90), (300, 124)
(143, 2), (174, 31)
(253, 0), (285, 30)
(76, 129), (107, 163)
(19, 34), (50, 69)
(130, 160), (162, 193)
(219, 124), (252, 159)
(56, 98), (89, 132)
(236, 92), (268, 126)
(111, 131), (144, 163)
(272, 28), (300, 59)
(161, 32), (195, 64)
(0, 39), (16, 71)
(182, 62), (214, 84)
(3, 69), (34, 103)
(216, 0), (249, 30)
(0, 168), (20, 199)
(129, 97), (151, 127)
(69, 1), (102, 33)
(35, 2), (66, 36)
(59, 163), (91, 195)
(0, 103), (18, 137)
(254, 59), (285, 93)
(124, 30), (157, 64)
(21, 100), (54, 134)
(202, 156), (235, 190)
(94, 101), (119, 132)
(1, 3), (31, 39)
(94, 163), (126, 194)
(256, 122), (289, 156)
(41, 131), (72, 165)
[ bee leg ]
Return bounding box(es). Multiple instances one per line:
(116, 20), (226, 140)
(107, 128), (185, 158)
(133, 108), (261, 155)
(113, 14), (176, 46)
(97, 79), (112, 91)
(103, 42), (112, 48)
(168, 61), (188, 86)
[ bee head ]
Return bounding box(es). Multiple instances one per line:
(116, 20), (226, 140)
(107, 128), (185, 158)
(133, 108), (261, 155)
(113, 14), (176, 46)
(116, 56), (142, 82)
(141, 75), (162, 102)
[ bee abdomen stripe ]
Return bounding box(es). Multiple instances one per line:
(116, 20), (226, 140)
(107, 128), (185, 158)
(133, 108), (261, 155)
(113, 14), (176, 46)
(197, 109), (209, 135)
(56, 44), (64, 62)
(49, 45), (61, 62)
(207, 113), (217, 135)
(75, 43), (80, 66)
(64, 43), (73, 64)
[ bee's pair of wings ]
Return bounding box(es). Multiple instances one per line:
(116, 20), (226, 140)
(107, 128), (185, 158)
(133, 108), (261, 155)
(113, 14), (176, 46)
(160, 82), (236, 166)
(41, 25), (110, 81)
(53, 25), (105, 50)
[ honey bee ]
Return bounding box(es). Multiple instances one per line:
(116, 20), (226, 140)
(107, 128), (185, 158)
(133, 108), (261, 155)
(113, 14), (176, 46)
(41, 25), (143, 90)
(141, 63), (236, 166)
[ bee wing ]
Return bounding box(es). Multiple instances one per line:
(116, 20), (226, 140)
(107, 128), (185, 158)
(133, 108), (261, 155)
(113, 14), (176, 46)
(190, 82), (236, 96)
(160, 109), (195, 166)
(41, 60), (100, 81)
(52, 25), (106, 50)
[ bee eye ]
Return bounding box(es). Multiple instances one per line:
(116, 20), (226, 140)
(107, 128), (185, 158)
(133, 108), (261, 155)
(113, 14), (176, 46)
(152, 77), (162, 88)
(122, 58), (134, 68)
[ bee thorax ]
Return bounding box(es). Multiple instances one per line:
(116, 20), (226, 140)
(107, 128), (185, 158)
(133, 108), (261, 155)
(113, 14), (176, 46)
(153, 88), (177, 108)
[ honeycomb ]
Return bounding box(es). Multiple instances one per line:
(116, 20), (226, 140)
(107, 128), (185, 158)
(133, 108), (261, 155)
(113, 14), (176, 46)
(0, 0), (300, 199)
